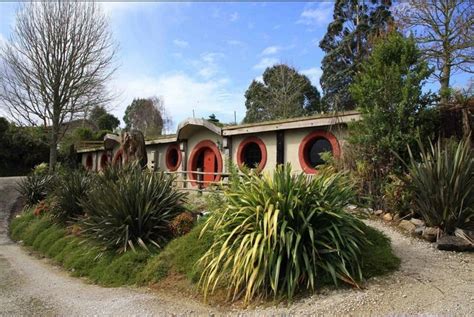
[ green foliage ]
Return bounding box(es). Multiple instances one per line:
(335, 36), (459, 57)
(382, 174), (413, 216)
(51, 169), (95, 223)
(123, 97), (165, 137)
(404, 138), (474, 234)
(0, 118), (49, 176)
(138, 221), (215, 284)
(199, 165), (369, 303)
(348, 31), (438, 209)
(17, 173), (55, 206)
(9, 211), (152, 286)
(81, 165), (187, 252)
(319, 0), (393, 110)
(359, 226), (400, 278)
(96, 251), (150, 286)
(10, 197), (399, 301)
(243, 64), (322, 123)
(89, 105), (120, 131)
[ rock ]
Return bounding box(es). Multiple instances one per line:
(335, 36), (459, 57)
(414, 226), (425, 236)
(374, 209), (383, 216)
(347, 204), (357, 211)
(437, 235), (474, 252)
(393, 214), (401, 223)
(410, 218), (425, 227)
(399, 220), (416, 234)
(422, 227), (439, 242)
(383, 213), (393, 222)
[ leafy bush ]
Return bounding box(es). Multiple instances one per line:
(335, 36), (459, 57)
(81, 165), (187, 252)
(382, 174), (413, 216)
(169, 212), (195, 237)
(138, 220), (215, 285)
(52, 169), (94, 223)
(17, 173), (55, 206)
(199, 165), (369, 303)
(405, 138), (473, 234)
(348, 31), (438, 210)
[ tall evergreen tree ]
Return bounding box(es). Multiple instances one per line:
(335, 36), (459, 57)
(319, 0), (393, 111)
(243, 64), (322, 123)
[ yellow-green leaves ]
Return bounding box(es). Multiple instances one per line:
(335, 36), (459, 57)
(198, 164), (368, 304)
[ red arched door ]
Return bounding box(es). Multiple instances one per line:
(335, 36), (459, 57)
(203, 148), (216, 184)
(187, 140), (223, 187)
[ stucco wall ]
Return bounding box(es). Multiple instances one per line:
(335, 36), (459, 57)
(230, 131), (277, 173)
(80, 124), (350, 175)
(284, 126), (347, 172)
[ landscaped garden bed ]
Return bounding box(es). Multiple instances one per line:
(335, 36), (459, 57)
(10, 163), (400, 307)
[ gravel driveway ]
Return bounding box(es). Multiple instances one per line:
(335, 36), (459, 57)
(1, 176), (473, 315)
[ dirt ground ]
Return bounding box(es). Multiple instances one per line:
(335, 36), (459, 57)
(1, 177), (473, 315)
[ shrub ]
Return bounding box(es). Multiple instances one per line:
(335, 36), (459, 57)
(404, 138), (474, 234)
(81, 165), (187, 253)
(199, 164), (369, 303)
(169, 212), (195, 237)
(51, 169), (94, 223)
(138, 221), (215, 285)
(382, 174), (413, 216)
(17, 173), (54, 206)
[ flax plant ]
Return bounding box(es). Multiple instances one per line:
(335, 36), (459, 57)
(198, 164), (369, 303)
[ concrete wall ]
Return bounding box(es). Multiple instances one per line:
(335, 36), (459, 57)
(80, 124), (349, 175)
(230, 131), (277, 173)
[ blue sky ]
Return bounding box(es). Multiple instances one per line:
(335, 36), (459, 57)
(0, 1), (471, 131)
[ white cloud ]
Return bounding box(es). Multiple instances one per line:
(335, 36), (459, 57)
(227, 40), (244, 46)
(301, 67), (323, 90)
(173, 39), (189, 48)
(193, 52), (225, 80)
(230, 12), (239, 22)
(261, 46), (282, 56)
(297, 3), (333, 26)
(253, 57), (279, 70)
(0, 33), (6, 48)
(110, 72), (245, 129)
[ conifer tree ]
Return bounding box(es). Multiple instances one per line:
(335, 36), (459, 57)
(319, 0), (393, 111)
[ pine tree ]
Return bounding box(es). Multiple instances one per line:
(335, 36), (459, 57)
(319, 0), (393, 111)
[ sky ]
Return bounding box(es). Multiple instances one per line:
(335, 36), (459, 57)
(0, 1), (471, 131)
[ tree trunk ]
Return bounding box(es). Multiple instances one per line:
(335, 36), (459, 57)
(49, 126), (58, 172)
(440, 62), (451, 104)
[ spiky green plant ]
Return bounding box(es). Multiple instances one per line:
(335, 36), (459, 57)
(81, 166), (187, 253)
(17, 173), (54, 206)
(405, 138), (473, 233)
(198, 164), (369, 303)
(51, 169), (95, 223)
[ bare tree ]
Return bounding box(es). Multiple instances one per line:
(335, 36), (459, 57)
(123, 96), (173, 137)
(395, 0), (473, 101)
(0, 1), (117, 171)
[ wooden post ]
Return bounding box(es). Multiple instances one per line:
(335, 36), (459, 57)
(197, 167), (203, 195)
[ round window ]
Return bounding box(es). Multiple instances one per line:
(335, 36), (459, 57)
(298, 130), (340, 174)
(85, 154), (93, 170)
(237, 136), (267, 171)
(100, 153), (108, 169)
(307, 138), (332, 167)
(166, 145), (182, 171)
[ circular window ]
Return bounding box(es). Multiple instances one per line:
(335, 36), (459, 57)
(187, 140), (223, 187)
(85, 154), (93, 170)
(100, 153), (109, 170)
(237, 136), (267, 171)
(298, 130), (340, 174)
(166, 144), (182, 171)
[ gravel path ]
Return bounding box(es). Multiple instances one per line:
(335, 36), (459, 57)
(1, 176), (473, 315)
